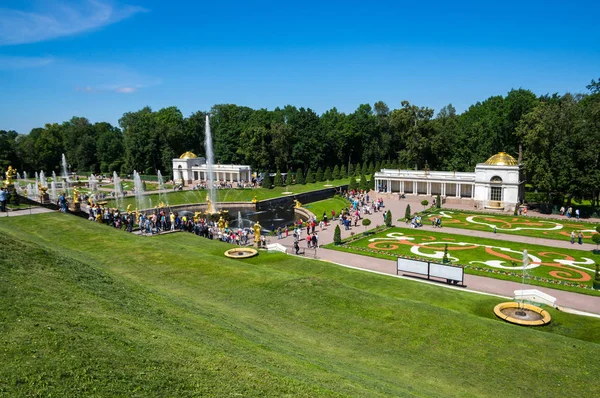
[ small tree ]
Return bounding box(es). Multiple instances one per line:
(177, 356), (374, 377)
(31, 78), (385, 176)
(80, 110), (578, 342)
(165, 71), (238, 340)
(295, 167), (305, 185)
(354, 163), (361, 176)
(273, 170), (284, 187)
(385, 210), (392, 227)
(262, 171), (272, 189)
(306, 168), (316, 183)
(287, 169), (295, 185)
(323, 166), (332, 181)
(347, 163), (354, 177)
(368, 161), (374, 175)
(315, 167), (324, 182)
(332, 165), (340, 180)
(405, 204), (411, 220)
(436, 194), (441, 209)
(348, 176), (358, 191)
(421, 200), (429, 210)
(442, 244), (450, 263)
(594, 264), (600, 290)
(592, 233), (600, 253)
(333, 224), (342, 245)
(340, 165), (347, 178)
(359, 172), (369, 192)
(362, 218), (372, 233)
(369, 172), (376, 190)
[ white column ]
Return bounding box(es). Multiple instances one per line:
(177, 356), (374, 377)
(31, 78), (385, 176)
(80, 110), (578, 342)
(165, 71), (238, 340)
(427, 182), (431, 196)
(400, 180), (404, 193)
(442, 183), (446, 197)
(471, 184), (475, 198)
(413, 181), (417, 195)
(387, 180), (391, 193)
(456, 184), (461, 198)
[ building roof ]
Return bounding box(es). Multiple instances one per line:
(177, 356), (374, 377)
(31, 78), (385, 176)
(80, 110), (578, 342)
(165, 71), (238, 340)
(484, 152), (518, 166)
(179, 151), (198, 159)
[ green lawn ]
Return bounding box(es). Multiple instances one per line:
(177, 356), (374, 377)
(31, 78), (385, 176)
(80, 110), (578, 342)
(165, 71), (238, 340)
(302, 196), (351, 220)
(106, 179), (348, 209)
(102, 182), (174, 192)
(0, 215), (600, 396)
(423, 209), (599, 242)
(326, 227), (600, 296)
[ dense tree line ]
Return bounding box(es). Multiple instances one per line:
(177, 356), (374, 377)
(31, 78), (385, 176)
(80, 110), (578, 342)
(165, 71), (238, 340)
(2, 81), (600, 204)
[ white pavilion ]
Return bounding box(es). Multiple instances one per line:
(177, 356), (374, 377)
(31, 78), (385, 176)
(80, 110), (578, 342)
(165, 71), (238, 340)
(373, 152), (525, 211)
(172, 151), (252, 184)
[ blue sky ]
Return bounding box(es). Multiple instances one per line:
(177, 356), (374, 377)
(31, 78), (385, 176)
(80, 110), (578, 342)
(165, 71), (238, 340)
(1, 0), (599, 134)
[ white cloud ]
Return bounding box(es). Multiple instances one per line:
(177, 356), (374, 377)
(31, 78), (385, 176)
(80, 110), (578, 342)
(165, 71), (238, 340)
(0, 0), (146, 46)
(0, 55), (54, 69)
(115, 86), (137, 93)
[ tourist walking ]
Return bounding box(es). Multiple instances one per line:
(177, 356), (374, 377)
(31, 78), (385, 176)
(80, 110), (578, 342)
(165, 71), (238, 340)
(0, 187), (7, 212)
(570, 231), (575, 244)
(578, 231), (583, 245)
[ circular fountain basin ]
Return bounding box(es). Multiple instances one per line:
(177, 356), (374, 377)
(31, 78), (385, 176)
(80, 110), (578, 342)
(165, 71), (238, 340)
(224, 248), (258, 259)
(493, 302), (551, 326)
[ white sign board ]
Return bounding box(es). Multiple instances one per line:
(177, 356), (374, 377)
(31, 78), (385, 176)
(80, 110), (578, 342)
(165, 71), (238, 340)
(397, 258), (429, 275)
(429, 263), (463, 282)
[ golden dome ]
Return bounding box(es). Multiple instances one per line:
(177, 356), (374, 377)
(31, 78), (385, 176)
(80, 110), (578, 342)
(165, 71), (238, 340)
(484, 152), (518, 166)
(179, 151), (198, 159)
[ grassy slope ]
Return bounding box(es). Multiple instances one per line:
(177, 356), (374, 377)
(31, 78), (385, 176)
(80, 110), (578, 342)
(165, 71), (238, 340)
(425, 209), (598, 242)
(326, 227), (600, 295)
(0, 213), (599, 397)
(302, 196), (351, 220)
(107, 179), (348, 208)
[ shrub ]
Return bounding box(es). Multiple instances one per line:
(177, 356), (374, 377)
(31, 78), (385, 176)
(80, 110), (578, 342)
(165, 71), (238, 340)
(323, 167), (332, 181)
(332, 165), (340, 180)
(262, 172), (272, 189)
(359, 173), (369, 192)
(436, 194), (441, 209)
(594, 264), (600, 290)
(286, 169), (294, 185)
(355, 163), (361, 176)
(348, 163), (354, 177)
(295, 167), (305, 185)
(273, 170), (284, 187)
(385, 210), (392, 227)
(362, 218), (372, 232)
(333, 225), (342, 245)
(348, 176), (358, 191)
(592, 233), (600, 252)
(306, 169), (316, 183)
(340, 165), (347, 179)
(315, 167), (324, 182)
(421, 200), (429, 210)
(405, 204), (411, 220)
(443, 244), (450, 263)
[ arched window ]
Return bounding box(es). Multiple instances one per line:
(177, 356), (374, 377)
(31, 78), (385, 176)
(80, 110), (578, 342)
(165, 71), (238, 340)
(490, 176), (502, 201)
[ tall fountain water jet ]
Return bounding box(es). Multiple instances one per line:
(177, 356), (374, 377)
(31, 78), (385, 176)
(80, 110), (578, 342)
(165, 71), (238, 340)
(205, 115), (217, 213)
(23, 171), (28, 181)
(157, 170), (169, 208)
(61, 154), (71, 198)
(113, 171), (124, 210)
(50, 181), (57, 202)
(33, 172), (40, 196)
(133, 170), (147, 210)
(39, 171), (47, 188)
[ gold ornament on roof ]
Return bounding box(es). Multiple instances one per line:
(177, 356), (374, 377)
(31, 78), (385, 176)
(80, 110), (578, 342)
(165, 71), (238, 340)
(179, 151), (198, 159)
(484, 152), (518, 166)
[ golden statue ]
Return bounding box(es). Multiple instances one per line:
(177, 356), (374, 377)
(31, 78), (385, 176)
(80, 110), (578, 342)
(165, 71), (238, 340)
(126, 204), (132, 213)
(4, 166), (16, 186)
(206, 194), (216, 214)
(253, 221), (262, 246)
(217, 216), (225, 231)
(156, 201), (166, 208)
(294, 199), (302, 208)
(251, 195), (258, 203)
(38, 182), (48, 195)
(72, 187), (80, 204)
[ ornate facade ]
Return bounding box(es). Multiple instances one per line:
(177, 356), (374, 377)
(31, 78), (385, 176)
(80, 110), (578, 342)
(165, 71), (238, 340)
(172, 152), (252, 184)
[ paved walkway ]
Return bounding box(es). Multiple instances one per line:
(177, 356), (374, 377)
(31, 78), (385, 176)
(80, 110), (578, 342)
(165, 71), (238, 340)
(273, 193), (600, 315)
(0, 207), (55, 218)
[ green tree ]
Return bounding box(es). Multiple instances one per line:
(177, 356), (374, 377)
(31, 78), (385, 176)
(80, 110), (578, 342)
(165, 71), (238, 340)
(296, 167), (306, 185)
(315, 167), (324, 182)
(332, 165), (340, 180)
(262, 171), (272, 189)
(323, 166), (332, 181)
(405, 204), (411, 220)
(362, 218), (372, 232)
(384, 210), (392, 227)
(286, 169), (295, 185)
(348, 175), (358, 191)
(421, 200), (429, 210)
(359, 172), (369, 192)
(333, 225), (342, 245)
(306, 168), (315, 184)
(436, 194), (441, 209)
(273, 169), (284, 187)
(348, 163), (354, 177)
(340, 165), (347, 178)
(354, 163), (361, 177)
